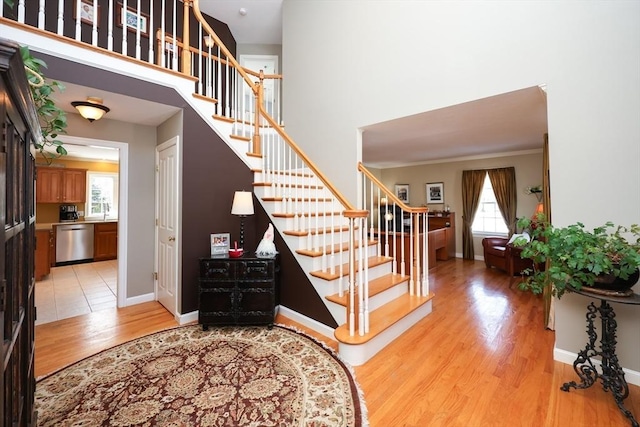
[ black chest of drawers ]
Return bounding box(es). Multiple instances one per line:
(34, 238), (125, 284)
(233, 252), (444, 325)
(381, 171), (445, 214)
(198, 256), (277, 330)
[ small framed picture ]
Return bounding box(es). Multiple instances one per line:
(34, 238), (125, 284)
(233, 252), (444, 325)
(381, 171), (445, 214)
(163, 34), (182, 56)
(117, 3), (150, 37)
(210, 233), (230, 257)
(426, 182), (444, 204)
(395, 184), (409, 204)
(74, 0), (100, 26)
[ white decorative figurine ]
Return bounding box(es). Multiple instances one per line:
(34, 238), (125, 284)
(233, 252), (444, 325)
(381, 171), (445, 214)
(256, 223), (277, 258)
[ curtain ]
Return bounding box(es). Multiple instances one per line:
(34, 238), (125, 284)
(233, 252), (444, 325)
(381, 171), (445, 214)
(488, 167), (517, 236)
(461, 170), (486, 259)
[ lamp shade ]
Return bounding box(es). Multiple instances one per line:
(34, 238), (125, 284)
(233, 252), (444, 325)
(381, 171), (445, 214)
(71, 97), (110, 122)
(231, 191), (254, 216)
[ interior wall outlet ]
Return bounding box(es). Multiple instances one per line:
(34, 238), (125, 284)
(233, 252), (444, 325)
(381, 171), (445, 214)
(78, 211), (84, 216)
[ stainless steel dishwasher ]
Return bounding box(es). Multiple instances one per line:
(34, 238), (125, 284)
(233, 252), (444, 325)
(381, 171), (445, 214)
(56, 223), (94, 265)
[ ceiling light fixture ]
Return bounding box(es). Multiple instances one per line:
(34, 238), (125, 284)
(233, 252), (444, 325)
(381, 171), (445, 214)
(71, 97), (110, 122)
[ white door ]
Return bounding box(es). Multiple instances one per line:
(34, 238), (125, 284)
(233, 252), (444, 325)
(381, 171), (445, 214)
(156, 137), (180, 316)
(239, 55), (279, 120)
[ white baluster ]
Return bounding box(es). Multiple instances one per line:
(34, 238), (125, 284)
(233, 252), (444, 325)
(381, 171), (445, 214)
(37, 0), (45, 29)
(348, 218), (355, 337)
(57, 0), (64, 35)
(91, 0), (98, 46)
(363, 216), (370, 333)
(409, 212), (414, 295)
(148, 0), (154, 63)
(17, 0), (25, 23)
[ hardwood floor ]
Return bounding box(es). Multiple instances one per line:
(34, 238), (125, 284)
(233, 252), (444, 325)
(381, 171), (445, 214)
(35, 258), (640, 426)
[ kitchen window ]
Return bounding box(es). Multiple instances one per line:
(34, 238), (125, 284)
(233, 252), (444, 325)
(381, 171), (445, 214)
(86, 172), (118, 219)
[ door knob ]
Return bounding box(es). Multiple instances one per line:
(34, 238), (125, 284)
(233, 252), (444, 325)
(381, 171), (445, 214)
(168, 236), (175, 241)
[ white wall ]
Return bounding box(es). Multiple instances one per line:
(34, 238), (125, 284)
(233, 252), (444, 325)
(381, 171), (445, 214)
(282, 1), (640, 369)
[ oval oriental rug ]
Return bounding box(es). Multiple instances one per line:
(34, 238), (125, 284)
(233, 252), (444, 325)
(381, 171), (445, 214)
(35, 324), (368, 426)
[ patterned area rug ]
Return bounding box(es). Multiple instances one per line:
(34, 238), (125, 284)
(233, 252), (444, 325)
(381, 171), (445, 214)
(36, 325), (367, 426)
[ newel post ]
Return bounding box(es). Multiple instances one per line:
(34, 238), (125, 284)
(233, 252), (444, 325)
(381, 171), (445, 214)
(252, 70), (264, 155)
(181, 0), (192, 74)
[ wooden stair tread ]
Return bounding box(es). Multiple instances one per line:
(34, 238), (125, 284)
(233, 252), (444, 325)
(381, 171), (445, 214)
(230, 134), (251, 142)
(310, 256), (392, 280)
(326, 273), (410, 306)
(298, 239), (376, 258)
(283, 225), (353, 236)
(272, 211), (343, 218)
(253, 182), (323, 189)
(334, 293), (435, 345)
(212, 114), (234, 123)
(192, 93), (218, 104)
(251, 169), (315, 178)
(262, 196), (333, 202)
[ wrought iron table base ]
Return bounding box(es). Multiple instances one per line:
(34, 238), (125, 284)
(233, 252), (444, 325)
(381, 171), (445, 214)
(561, 299), (638, 427)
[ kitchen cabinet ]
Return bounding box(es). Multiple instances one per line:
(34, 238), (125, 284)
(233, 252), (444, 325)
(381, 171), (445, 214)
(198, 257), (277, 329)
(36, 167), (87, 203)
(35, 229), (53, 280)
(94, 222), (118, 261)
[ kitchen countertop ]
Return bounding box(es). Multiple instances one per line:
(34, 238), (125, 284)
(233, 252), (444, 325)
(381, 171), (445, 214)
(36, 220), (118, 230)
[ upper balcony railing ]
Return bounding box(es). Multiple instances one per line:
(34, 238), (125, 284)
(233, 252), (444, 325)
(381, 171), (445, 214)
(1, 0), (282, 132)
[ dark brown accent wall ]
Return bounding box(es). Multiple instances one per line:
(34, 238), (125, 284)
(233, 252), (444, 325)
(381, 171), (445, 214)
(33, 51), (337, 327)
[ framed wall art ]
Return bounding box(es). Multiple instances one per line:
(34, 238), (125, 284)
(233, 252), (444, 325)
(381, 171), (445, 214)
(426, 182), (444, 204)
(395, 184), (409, 204)
(117, 3), (150, 36)
(74, 0), (100, 26)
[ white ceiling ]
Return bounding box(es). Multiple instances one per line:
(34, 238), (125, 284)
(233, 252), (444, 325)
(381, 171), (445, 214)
(362, 86), (548, 168)
(52, 2), (548, 168)
(198, 0), (283, 45)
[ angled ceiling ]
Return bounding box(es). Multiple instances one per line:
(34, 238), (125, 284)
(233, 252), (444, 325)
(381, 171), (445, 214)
(362, 86), (548, 168)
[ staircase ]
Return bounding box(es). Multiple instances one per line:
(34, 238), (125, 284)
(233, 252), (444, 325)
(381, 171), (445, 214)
(0, 0), (434, 366)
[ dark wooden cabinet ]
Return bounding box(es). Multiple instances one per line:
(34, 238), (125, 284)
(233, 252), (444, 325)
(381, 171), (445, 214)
(1, 39), (38, 426)
(94, 222), (118, 261)
(36, 167), (86, 203)
(198, 257), (277, 329)
(428, 212), (456, 259)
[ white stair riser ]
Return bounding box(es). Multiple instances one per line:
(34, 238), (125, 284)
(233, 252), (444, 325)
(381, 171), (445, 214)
(257, 199), (344, 215)
(257, 187), (329, 200)
(338, 300), (433, 366)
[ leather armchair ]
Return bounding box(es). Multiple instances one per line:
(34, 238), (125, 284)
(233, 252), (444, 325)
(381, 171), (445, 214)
(482, 236), (533, 276)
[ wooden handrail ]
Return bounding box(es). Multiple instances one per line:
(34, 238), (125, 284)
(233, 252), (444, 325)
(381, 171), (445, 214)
(192, 0), (259, 96)
(158, 31), (281, 82)
(358, 162), (428, 214)
(258, 106), (356, 212)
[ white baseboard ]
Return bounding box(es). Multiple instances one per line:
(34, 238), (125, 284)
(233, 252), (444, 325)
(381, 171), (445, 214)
(124, 292), (155, 306)
(277, 305), (336, 341)
(554, 348), (640, 386)
(178, 310), (198, 325)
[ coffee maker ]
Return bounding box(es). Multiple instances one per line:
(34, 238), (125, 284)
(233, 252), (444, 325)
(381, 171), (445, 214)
(59, 204), (79, 222)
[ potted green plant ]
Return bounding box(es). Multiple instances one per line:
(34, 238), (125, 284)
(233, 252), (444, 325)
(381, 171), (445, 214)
(513, 214), (640, 298)
(19, 45), (68, 160)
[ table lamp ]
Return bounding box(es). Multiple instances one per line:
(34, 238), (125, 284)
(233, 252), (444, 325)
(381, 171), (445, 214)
(231, 191), (254, 249)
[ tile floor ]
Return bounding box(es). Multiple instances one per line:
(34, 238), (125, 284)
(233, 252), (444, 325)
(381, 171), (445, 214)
(35, 260), (118, 326)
